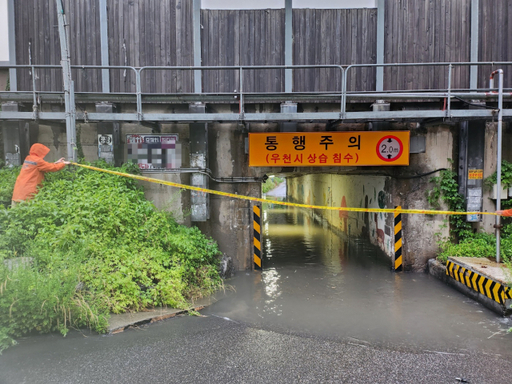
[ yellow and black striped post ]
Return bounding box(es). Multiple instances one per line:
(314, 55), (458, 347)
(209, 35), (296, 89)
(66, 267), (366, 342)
(253, 205), (262, 270)
(394, 206), (403, 271)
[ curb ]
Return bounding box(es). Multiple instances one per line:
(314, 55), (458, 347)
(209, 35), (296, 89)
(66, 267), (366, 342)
(107, 293), (223, 334)
(428, 258), (511, 316)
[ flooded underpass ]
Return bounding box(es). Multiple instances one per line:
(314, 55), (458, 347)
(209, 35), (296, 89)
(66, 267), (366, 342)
(205, 200), (512, 358)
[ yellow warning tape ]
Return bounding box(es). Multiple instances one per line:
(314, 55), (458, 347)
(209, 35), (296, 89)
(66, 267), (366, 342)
(71, 162), (497, 216)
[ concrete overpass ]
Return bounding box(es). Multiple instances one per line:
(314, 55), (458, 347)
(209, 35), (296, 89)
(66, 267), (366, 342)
(2, 0), (512, 271)
(1, 62), (511, 271)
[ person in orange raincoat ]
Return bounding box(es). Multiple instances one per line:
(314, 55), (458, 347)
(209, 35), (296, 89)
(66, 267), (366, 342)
(11, 143), (70, 204)
(496, 209), (512, 216)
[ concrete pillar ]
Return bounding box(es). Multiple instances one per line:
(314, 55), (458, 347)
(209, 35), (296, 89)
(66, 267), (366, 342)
(1, 102), (28, 167)
(369, 100), (390, 131)
(195, 121), (260, 270)
(189, 103), (209, 221)
(95, 103), (121, 165)
(280, 102), (297, 132)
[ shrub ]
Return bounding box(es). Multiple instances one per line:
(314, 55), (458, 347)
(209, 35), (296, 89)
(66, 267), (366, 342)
(0, 161), (222, 352)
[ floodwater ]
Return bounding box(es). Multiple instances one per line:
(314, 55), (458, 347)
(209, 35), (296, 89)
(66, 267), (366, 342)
(205, 198), (512, 358)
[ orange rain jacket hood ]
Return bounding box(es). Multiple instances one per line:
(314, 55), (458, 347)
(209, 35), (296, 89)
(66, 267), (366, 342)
(11, 143), (66, 202)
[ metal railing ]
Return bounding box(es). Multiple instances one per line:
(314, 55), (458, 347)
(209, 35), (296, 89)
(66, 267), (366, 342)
(1, 62), (511, 121)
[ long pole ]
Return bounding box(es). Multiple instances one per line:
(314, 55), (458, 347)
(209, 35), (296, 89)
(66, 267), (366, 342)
(492, 69), (504, 263)
(55, 0), (77, 161)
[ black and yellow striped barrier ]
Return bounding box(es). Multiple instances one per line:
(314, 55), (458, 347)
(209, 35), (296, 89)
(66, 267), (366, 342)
(394, 206), (403, 271)
(446, 259), (512, 305)
(253, 205), (262, 270)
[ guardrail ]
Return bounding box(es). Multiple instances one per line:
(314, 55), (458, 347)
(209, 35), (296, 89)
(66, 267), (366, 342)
(0, 62), (511, 121)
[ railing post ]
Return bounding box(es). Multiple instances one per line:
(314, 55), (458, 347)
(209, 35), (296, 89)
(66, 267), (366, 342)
(239, 66), (244, 115)
(136, 68), (142, 121)
(284, 0), (293, 93)
(447, 64), (452, 118)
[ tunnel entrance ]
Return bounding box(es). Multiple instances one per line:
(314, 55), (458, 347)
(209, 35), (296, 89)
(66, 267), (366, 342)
(260, 176), (391, 272)
(258, 172), (396, 271)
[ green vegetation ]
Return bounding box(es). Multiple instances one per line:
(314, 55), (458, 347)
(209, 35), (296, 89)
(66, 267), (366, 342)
(0, 162), (222, 352)
(426, 164), (471, 240)
(262, 176), (284, 194)
(428, 160), (512, 265)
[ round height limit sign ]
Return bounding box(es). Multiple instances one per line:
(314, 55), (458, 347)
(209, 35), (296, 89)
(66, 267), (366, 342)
(377, 135), (404, 162)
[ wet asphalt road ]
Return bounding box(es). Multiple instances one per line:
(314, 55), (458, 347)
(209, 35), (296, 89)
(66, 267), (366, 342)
(1, 314), (511, 384)
(2, 196), (512, 383)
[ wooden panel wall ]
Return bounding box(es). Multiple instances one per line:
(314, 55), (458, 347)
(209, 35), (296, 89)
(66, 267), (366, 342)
(478, 0), (512, 88)
(383, 0), (471, 91)
(15, 0), (102, 92)
(293, 8), (377, 92)
(108, 0), (194, 93)
(201, 10), (285, 94)
(13, 1), (509, 95)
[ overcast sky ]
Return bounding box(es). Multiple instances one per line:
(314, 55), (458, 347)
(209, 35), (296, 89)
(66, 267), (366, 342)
(202, 0), (377, 9)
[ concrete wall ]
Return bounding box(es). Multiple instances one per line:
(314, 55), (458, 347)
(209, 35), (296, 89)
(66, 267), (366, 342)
(392, 125), (454, 271)
(195, 121), (262, 271)
(0, 69), (8, 91)
(480, 122), (512, 233)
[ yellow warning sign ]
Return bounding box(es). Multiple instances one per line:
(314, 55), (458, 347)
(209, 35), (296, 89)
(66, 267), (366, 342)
(468, 169), (483, 180)
(248, 131), (410, 167)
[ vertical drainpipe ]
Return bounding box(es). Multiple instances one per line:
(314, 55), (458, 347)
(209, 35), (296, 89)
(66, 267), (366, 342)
(99, 0), (110, 93)
(7, 0), (17, 91)
(376, 0), (385, 92)
(284, 0), (292, 93)
(470, 0), (479, 90)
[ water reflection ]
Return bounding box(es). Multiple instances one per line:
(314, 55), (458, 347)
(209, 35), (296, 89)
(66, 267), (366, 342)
(207, 202), (512, 356)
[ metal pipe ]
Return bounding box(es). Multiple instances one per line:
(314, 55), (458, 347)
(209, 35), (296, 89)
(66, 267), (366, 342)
(30, 65), (37, 111)
(239, 66), (244, 114)
(447, 64), (452, 118)
(341, 66), (348, 118)
(490, 69), (504, 263)
(141, 168), (265, 183)
(55, 0), (77, 161)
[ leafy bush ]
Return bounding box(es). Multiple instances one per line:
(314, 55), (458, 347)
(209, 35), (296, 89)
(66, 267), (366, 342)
(0, 166), (19, 208)
(0, 161), (222, 352)
(426, 165), (471, 239)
